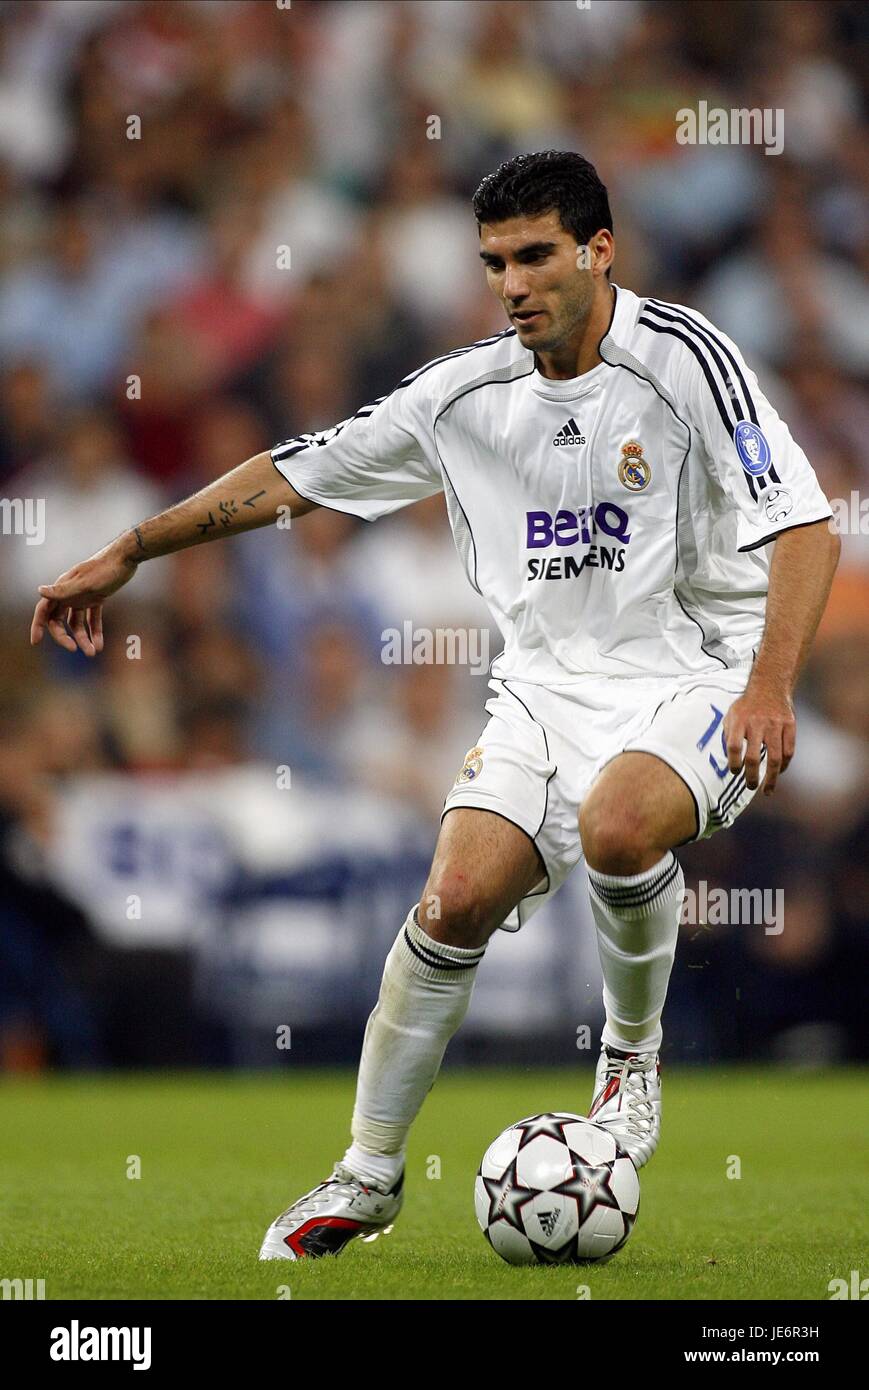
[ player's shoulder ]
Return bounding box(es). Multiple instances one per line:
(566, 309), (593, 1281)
(395, 327), (529, 413)
(611, 285), (751, 393)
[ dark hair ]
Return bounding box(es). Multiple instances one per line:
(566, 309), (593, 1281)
(472, 149), (613, 247)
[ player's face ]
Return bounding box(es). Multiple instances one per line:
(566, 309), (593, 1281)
(478, 211), (600, 353)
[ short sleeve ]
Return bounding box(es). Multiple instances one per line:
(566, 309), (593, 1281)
(271, 374), (442, 522)
(679, 323), (832, 552)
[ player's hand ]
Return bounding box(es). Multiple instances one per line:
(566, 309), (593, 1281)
(723, 684), (796, 796)
(30, 538), (140, 656)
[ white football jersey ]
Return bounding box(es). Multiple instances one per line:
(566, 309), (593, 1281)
(271, 286), (832, 683)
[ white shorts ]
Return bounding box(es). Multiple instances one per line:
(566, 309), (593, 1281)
(442, 669), (763, 931)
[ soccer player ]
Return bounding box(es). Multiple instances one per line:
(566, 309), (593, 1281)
(31, 152), (840, 1261)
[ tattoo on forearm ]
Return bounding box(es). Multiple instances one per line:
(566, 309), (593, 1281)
(134, 526), (148, 557)
(197, 491), (266, 538)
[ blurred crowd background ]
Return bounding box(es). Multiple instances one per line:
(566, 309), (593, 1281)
(0, 0), (866, 1072)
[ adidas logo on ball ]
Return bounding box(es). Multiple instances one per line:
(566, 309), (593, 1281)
(538, 1209), (560, 1237)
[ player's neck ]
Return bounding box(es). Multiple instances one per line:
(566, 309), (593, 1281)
(534, 282), (616, 381)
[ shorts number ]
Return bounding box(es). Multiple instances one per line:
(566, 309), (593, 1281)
(696, 704), (729, 779)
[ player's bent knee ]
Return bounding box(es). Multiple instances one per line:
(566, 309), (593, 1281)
(419, 874), (502, 948)
(579, 798), (654, 875)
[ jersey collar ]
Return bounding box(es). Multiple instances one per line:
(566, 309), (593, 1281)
(529, 284), (628, 401)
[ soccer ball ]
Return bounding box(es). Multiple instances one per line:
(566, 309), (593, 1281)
(475, 1112), (639, 1265)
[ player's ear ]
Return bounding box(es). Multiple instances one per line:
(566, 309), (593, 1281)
(588, 229), (614, 279)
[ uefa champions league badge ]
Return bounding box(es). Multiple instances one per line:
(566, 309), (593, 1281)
(455, 746), (483, 784)
(734, 421), (771, 476)
(617, 440), (651, 490)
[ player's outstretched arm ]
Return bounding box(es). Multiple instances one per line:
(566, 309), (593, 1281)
(30, 451), (316, 656)
(723, 518), (841, 795)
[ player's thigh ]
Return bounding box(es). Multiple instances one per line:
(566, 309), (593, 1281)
(421, 807), (546, 948)
(579, 750), (697, 873)
(583, 675), (765, 868)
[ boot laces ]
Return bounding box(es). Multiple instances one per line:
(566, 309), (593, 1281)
(278, 1163), (373, 1223)
(603, 1052), (657, 1137)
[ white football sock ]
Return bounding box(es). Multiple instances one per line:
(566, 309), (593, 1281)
(586, 850), (685, 1055)
(343, 904), (485, 1190)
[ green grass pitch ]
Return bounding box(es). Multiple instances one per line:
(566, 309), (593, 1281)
(1, 1067), (865, 1301)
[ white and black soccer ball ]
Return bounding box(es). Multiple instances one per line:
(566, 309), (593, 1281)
(475, 1112), (639, 1265)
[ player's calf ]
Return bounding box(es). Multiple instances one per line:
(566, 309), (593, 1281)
(259, 810), (546, 1260)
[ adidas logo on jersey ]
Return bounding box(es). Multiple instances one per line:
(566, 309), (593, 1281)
(553, 417), (586, 447)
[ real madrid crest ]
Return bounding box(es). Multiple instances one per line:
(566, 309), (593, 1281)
(455, 746), (484, 785)
(618, 440), (651, 491)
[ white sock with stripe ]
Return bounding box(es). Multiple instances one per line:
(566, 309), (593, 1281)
(342, 904), (485, 1190)
(586, 851), (685, 1054)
